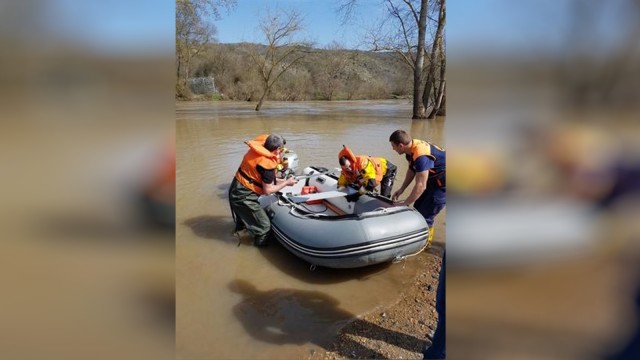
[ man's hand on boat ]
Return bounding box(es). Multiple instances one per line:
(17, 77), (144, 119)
(392, 188), (405, 202)
(265, 176), (298, 194)
(393, 200), (409, 206)
(391, 189), (409, 206)
(283, 176), (298, 186)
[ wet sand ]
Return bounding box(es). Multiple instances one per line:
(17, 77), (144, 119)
(307, 216), (446, 360)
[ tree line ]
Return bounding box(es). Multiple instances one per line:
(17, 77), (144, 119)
(189, 43), (413, 103)
(176, 0), (446, 118)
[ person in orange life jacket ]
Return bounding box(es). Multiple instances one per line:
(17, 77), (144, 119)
(337, 145), (397, 198)
(229, 134), (297, 247)
(138, 136), (175, 229)
(389, 130), (445, 247)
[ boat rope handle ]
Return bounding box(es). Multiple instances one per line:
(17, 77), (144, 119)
(309, 264), (317, 271)
(392, 242), (428, 263)
(288, 207), (329, 219)
(279, 197), (311, 217)
(279, 196), (317, 215)
(279, 196), (333, 219)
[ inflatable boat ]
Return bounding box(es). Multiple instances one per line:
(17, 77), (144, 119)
(259, 165), (429, 269)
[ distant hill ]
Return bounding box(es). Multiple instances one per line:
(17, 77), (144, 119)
(187, 43), (413, 101)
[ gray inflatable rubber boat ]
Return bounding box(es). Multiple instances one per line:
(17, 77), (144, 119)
(260, 166), (429, 269)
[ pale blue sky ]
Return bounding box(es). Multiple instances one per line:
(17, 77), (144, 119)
(213, 0), (386, 49)
(212, 1), (575, 54)
(25, 0), (632, 57)
(34, 0), (530, 55)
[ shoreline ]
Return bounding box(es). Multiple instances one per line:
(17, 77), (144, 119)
(307, 244), (445, 360)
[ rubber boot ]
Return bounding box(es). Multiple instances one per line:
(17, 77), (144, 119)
(427, 226), (434, 248)
(233, 219), (246, 233)
(253, 234), (269, 247)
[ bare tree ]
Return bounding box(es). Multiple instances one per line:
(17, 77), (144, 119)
(338, 0), (446, 119)
(424, 0), (445, 118)
(176, 0), (235, 99)
(250, 9), (309, 111)
(364, 0), (429, 117)
(410, 0), (429, 118)
(429, 36), (446, 117)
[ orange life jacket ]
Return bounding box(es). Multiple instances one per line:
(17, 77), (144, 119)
(145, 137), (176, 203)
(408, 139), (446, 187)
(409, 139), (436, 162)
(338, 145), (386, 184)
(235, 135), (279, 195)
(254, 133), (288, 168)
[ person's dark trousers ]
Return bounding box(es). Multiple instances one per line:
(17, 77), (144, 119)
(414, 182), (445, 228)
(228, 178), (271, 246)
(380, 161), (397, 198)
(228, 184), (246, 232)
(423, 252), (445, 359)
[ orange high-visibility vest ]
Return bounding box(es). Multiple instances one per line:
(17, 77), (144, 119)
(235, 135), (279, 195)
(408, 139), (446, 187)
(338, 145), (387, 185)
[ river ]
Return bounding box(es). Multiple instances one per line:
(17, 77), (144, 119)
(176, 100), (445, 359)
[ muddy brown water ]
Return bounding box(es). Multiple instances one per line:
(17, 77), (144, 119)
(175, 100), (445, 359)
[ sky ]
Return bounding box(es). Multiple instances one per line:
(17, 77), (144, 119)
(212, 1), (566, 52)
(213, 0), (386, 49)
(5, 0), (633, 58)
(213, 1), (564, 51)
(18, 0), (555, 56)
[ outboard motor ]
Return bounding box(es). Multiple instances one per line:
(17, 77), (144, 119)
(261, 149), (300, 208)
(278, 149), (299, 178)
